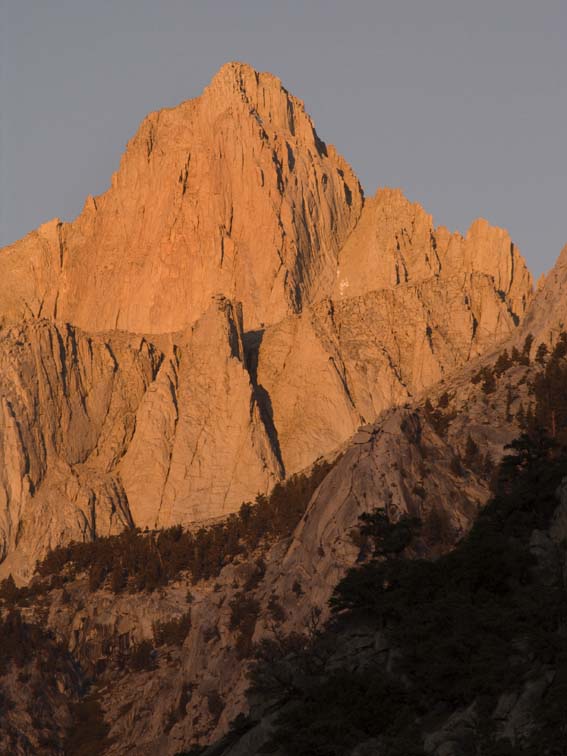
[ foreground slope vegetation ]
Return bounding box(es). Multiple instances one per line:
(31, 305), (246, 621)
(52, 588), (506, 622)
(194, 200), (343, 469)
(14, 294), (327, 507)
(0, 461), (335, 753)
(0, 461), (333, 603)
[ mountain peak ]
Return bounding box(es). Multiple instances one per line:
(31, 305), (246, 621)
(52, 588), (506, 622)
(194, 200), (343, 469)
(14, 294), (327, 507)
(0, 63), (363, 334)
(207, 60), (278, 91)
(203, 60), (313, 143)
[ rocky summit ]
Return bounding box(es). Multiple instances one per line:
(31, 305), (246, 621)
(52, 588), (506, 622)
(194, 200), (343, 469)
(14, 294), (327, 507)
(1, 63), (566, 756)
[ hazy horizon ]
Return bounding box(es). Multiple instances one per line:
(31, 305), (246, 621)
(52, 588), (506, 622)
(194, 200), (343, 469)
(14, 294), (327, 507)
(1, 1), (565, 278)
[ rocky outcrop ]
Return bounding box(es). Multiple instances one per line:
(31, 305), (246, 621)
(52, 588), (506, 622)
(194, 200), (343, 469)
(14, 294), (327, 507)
(334, 188), (532, 324)
(119, 296), (282, 528)
(256, 268), (527, 474)
(519, 243), (567, 348)
(268, 353), (533, 634)
(0, 320), (161, 581)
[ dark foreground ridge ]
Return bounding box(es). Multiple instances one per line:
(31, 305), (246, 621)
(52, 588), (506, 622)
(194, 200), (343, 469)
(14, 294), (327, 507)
(194, 336), (567, 755)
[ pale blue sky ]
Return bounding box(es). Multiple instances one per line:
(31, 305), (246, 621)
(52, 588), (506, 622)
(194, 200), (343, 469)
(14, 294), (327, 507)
(1, 1), (565, 277)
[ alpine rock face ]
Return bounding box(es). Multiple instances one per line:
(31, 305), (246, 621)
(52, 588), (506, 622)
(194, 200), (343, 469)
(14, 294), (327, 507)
(0, 63), (534, 581)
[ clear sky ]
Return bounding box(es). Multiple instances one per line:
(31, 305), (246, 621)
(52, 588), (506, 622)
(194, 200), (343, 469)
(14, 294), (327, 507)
(1, 0), (565, 277)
